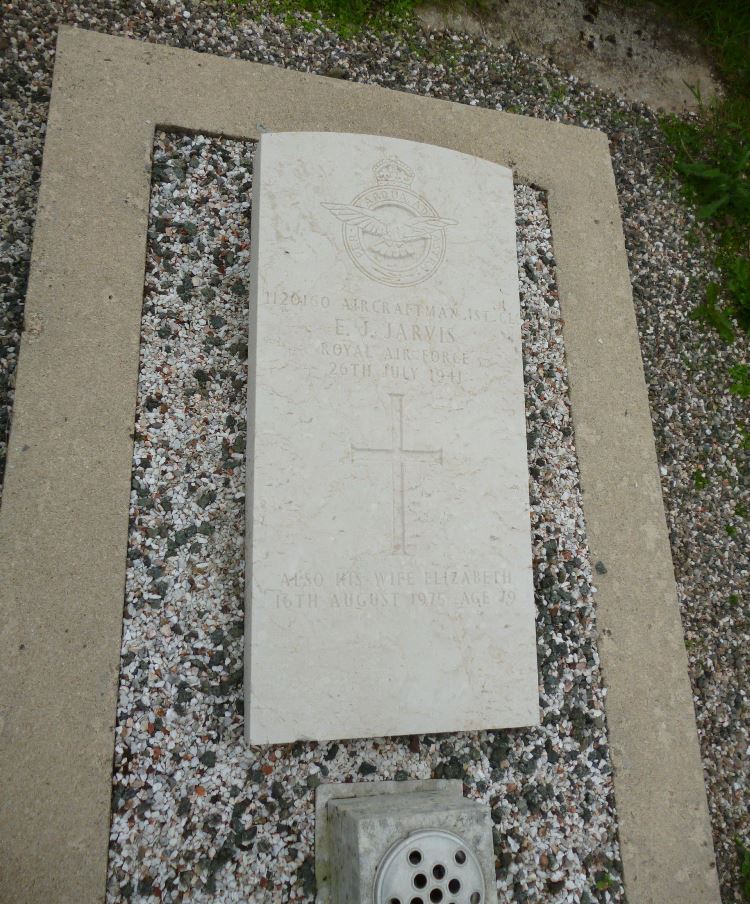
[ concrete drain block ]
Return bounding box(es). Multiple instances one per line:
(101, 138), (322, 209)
(315, 779), (497, 904)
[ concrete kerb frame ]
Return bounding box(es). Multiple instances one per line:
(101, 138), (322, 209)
(0, 26), (720, 904)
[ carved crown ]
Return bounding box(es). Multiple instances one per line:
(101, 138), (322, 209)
(373, 156), (414, 187)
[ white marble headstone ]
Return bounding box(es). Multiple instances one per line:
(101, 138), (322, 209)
(245, 132), (538, 743)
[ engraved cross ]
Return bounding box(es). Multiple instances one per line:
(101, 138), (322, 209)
(351, 394), (443, 555)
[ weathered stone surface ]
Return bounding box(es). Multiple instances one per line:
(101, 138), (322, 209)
(245, 132), (538, 743)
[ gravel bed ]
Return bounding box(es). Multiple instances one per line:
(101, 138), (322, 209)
(1, 2), (747, 901)
(106, 128), (622, 903)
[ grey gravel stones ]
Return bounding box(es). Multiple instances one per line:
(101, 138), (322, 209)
(105, 131), (623, 903)
(1, 0), (747, 900)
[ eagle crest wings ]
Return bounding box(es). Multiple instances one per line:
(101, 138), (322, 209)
(322, 203), (456, 259)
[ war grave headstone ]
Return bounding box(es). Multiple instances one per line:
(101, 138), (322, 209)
(245, 132), (538, 743)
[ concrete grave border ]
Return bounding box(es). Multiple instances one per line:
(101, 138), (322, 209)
(0, 26), (719, 904)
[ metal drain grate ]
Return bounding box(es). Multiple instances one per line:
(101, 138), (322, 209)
(374, 828), (486, 904)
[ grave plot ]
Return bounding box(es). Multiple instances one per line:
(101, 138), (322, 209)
(0, 26), (725, 904)
(106, 130), (623, 903)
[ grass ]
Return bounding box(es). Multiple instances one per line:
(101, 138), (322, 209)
(649, 0), (750, 415)
(729, 363), (750, 398)
(226, 0), (417, 36)
(663, 95), (750, 343)
(737, 835), (750, 901)
(226, 0), (500, 36)
(693, 468), (709, 490)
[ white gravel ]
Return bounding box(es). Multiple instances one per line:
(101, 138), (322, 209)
(106, 130), (622, 903)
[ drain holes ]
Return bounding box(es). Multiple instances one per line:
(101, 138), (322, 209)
(375, 828), (486, 904)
